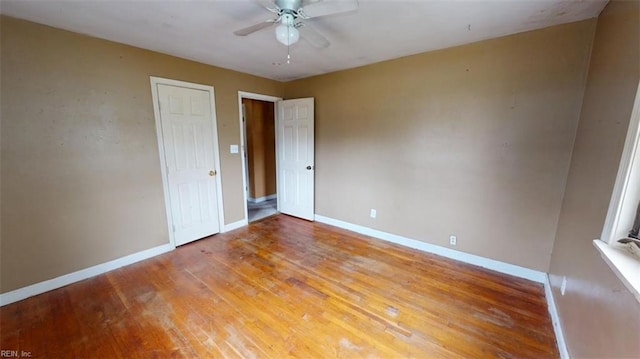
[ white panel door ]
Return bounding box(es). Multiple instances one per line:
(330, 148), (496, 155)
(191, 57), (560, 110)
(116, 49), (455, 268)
(157, 84), (221, 246)
(277, 98), (314, 221)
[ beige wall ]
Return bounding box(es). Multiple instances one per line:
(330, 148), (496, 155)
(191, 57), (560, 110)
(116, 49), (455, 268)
(242, 98), (276, 200)
(548, 1), (640, 358)
(0, 16), (284, 293)
(285, 20), (596, 271)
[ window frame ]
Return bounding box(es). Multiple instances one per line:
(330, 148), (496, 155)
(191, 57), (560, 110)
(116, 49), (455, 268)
(601, 82), (640, 245)
(595, 81), (640, 303)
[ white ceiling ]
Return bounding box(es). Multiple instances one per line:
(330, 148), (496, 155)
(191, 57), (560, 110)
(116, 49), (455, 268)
(1, 0), (607, 82)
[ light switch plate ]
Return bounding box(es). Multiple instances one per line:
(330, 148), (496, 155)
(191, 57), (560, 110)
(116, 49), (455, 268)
(230, 144), (239, 154)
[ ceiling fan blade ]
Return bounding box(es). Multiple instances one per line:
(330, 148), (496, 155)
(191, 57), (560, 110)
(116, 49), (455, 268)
(298, 23), (330, 48)
(234, 19), (277, 36)
(299, 0), (358, 19)
(255, 0), (280, 14)
(301, 0), (322, 6)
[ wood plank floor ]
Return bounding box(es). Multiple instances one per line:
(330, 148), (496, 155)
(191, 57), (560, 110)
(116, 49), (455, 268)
(0, 214), (559, 358)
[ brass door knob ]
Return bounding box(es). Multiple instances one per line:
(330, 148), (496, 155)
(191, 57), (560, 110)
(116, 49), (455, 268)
(209, 170), (216, 176)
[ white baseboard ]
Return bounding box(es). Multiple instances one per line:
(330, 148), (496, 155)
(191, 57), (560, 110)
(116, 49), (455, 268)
(223, 219), (248, 232)
(314, 214), (547, 283)
(1, 219), (249, 307)
(544, 275), (570, 359)
(0, 243), (174, 307)
(314, 214), (569, 355)
(248, 194), (277, 204)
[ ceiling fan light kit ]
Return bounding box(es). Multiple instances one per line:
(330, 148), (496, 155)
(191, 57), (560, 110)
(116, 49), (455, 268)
(234, 0), (359, 61)
(275, 13), (299, 46)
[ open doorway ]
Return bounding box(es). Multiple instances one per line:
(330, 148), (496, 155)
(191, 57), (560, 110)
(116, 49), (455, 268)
(239, 92), (281, 222)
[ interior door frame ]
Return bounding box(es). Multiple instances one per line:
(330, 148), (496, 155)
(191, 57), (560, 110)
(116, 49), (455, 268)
(237, 91), (283, 221)
(241, 102), (249, 201)
(150, 76), (225, 248)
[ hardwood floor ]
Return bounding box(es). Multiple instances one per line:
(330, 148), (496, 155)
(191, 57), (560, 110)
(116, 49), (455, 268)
(0, 215), (558, 358)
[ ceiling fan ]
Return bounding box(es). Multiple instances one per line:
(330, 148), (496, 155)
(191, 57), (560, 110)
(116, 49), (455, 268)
(234, 0), (358, 49)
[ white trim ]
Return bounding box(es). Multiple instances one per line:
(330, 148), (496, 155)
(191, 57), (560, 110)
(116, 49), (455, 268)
(238, 91), (282, 103)
(150, 77), (176, 247)
(601, 82), (640, 244)
(223, 219), (248, 233)
(314, 214), (546, 283)
(248, 194), (277, 204)
(597, 81), (640, 303)
(593, 239), (640, 303)
(0, 244), (173, 307)
(150, 77), (225, 247)
(241, 103), (249, 201)
(544, 275), (570, 359)
(237, 91), (282, 221)
(275, 100), (281, 214)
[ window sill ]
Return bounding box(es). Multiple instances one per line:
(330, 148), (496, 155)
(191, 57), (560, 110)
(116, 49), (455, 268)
(593, 239), (640, 303)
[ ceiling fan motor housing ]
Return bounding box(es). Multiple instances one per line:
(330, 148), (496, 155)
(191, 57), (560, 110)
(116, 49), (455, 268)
(276, 0), (303, 13)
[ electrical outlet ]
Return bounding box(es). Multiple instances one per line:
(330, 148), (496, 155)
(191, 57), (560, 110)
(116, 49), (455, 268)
(370, 209), (377, 218)
(561, 276), (567, 296)
(449, 235), (457, 246)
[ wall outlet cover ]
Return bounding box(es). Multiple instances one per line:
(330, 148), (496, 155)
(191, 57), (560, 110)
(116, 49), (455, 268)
(561, 276), (567, 296)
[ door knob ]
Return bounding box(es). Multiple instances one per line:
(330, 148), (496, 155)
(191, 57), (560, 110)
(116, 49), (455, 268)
(209, 170), (216, 176)
(306, 166), (313, 170)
